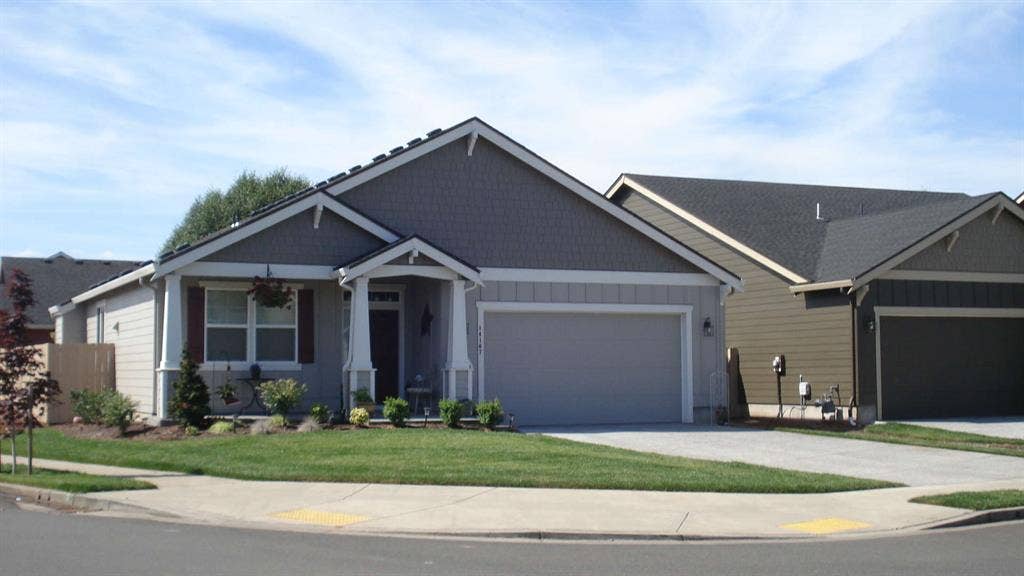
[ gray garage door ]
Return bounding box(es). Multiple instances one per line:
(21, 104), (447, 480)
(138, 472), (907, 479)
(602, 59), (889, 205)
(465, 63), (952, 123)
(482, 312), (684, 426)
(879, 316), (1024, 420)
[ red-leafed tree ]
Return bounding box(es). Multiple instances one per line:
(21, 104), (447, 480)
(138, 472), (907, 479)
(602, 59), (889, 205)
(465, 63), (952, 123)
(0, 269), (60, 474)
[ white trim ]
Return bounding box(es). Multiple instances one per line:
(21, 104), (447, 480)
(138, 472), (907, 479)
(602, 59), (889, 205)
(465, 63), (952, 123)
(154, 192), (399, 279)
(338, 237), (481, 284)
(313, 202), (324, 229)
(478, 267), (720, 286)
(183, 262), (334, 280)
(327, 119), (741, 290)
(366, 265), (458, 281)
(476, 301), (694, 423)
(49, 302), (75, 318)
(945, 229), (960, 252)
(789, 279), (853, 294)
(68, 263), (156, 306)
(879, 270), (1024, 284)
(851, 194), (1024, 291)
(609, 175), (805, 284)
(991, 204), (1004, 224)
(873, 305), (1024, 419)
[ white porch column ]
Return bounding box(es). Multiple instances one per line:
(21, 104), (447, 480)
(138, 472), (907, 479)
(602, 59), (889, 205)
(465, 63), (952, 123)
(157, 274), (182, 420)
(446, 279), (474, 400)
(346, 276), (376, 400)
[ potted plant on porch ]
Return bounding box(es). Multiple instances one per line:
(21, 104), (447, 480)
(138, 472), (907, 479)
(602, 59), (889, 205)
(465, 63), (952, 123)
(353, 388), (376, 416)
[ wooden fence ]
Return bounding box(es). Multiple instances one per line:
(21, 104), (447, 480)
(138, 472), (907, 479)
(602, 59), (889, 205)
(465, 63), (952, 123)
(34, 343), (115, 425)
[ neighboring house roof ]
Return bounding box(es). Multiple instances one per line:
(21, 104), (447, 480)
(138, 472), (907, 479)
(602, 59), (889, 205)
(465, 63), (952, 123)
(608, 175), (1021, 291)
(0, 253), (146, 325)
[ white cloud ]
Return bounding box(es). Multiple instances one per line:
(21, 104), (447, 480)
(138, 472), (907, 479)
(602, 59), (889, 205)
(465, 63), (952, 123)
(0, 1), (1020, 260)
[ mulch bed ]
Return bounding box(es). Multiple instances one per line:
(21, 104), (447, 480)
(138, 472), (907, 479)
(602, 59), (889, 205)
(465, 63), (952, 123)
(51, 420), (506, 441)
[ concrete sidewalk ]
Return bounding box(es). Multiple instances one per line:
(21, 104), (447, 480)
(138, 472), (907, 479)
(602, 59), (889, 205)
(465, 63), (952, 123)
(7, 458), (1021, 540)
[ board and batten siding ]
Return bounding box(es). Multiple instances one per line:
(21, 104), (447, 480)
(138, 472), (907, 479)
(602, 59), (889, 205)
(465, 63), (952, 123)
(85, 284), (157, 414)
(618, 189), (854, 407)
(466, 279), (722, 421)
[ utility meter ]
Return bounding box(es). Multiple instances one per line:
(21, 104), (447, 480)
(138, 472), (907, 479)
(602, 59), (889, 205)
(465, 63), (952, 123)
(798, 376), (811, 400)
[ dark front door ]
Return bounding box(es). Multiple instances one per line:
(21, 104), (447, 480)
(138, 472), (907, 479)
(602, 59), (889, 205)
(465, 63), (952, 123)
(370, 309), (400, 401)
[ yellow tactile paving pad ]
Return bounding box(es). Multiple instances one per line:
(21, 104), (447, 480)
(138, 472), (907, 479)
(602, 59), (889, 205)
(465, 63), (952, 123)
(780, 517), (871, 535)
(271, 508), (369, 527)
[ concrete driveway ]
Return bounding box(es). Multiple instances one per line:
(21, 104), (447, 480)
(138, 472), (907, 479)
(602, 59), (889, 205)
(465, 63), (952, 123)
(530, 424), (1024, 487)
(896, 417), (1024, 440)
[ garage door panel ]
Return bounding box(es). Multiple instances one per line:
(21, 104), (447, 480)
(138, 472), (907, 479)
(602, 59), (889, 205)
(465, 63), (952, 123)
(484, 311), (684, 426)
(880, 316), (1024, 419)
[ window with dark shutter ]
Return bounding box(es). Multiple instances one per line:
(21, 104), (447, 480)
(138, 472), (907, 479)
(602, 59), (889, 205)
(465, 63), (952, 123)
(297, 289), (315, 363)
(186, 286), (205, 361)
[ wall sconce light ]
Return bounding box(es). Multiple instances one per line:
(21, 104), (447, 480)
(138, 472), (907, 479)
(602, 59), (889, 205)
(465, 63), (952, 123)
(703, 316), (714, 337)
(864, 316), (875, 333)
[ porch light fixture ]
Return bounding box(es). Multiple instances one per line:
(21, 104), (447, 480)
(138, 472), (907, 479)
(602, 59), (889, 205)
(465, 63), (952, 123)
(864, 315), (876, 333)
(702, 316), (714, 337)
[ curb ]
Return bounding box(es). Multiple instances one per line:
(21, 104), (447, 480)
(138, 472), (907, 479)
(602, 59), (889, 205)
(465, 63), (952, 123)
(0, 482), (178, 518)
(924, 506), (1024, 530)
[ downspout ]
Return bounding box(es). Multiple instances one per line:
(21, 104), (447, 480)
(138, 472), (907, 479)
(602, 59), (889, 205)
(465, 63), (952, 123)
(143, 275), (162, 417)
(338, 277), (354, 413)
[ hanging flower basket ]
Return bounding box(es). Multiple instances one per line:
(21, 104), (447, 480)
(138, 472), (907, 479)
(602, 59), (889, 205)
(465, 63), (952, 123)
(248, 276), (293, 309)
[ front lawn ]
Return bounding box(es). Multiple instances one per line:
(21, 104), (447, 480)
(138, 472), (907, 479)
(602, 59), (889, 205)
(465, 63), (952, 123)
(780, 423), (1024, 458)
(911, 489), (1024, 511)
(17, 427), (897, 493)
(0, 465), (155, 493)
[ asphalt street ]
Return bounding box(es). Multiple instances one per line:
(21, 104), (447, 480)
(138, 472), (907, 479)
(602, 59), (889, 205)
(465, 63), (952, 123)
(2, 497), (1022, 576)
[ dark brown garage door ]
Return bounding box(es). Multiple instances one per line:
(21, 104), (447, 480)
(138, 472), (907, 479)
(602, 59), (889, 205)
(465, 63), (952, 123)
(879, 315), (1024, 419)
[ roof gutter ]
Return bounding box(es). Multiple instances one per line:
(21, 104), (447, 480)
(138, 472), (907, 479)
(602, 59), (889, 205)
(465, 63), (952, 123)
(50, 263), (157, 317)
(789, 279), (853, 294)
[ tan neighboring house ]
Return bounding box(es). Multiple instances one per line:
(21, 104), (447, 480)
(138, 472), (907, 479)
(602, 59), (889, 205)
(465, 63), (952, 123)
(608, 176), (1024, 423)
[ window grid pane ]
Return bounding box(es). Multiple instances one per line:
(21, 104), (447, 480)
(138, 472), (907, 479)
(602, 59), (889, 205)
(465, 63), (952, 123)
(207, 290), (248, 325)
(256, 328), (296, 361)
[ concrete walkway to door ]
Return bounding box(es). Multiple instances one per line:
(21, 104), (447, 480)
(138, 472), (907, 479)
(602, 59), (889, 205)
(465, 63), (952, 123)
(530, 424), (1024, 487)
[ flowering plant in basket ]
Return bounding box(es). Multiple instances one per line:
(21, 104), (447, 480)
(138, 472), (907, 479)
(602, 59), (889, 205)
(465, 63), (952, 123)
(248, 276), (293, 308)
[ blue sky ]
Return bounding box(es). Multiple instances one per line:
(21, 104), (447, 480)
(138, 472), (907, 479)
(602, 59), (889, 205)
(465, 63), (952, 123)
(1, 1), (1021, 261)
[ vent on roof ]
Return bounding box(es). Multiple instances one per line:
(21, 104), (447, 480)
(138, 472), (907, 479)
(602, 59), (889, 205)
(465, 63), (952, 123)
(815, 202), (828, 221)
(372, 154), (387, 162)
(389, 146), (403, 155)
(426, 128), (442, 137)
(349, 165), (362, 173)
(407, 138), (422, 146)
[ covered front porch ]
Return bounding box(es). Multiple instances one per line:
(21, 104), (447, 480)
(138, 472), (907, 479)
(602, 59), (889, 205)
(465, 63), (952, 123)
(153, 236), (480, 419)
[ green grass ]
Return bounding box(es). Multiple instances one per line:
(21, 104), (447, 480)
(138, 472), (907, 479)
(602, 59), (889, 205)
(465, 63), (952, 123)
(16, 427), (897, 493)
(0, 465), (155, 493)
(911, 489), (1024, 511)
(780, 423), (1024, 458)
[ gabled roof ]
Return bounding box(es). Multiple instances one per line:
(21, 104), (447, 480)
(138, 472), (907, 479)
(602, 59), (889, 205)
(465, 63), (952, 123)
(1016, 190), (1024, 205)
(0, 254), (146, 325)
(337, 235), (481, 283)
(609, 175), (1021, 291)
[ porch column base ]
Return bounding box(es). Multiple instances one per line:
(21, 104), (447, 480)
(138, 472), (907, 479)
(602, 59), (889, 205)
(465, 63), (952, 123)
(444, 365), (473, 401)
(347, 367), (377, 403)
(155, 368), (178, 420)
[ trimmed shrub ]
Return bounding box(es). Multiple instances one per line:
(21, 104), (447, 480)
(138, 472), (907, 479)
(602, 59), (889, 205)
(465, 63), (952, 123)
(309, 403), (332, 425)
(69, 389), (106, 424)
(100, 391), (137, 435)
(170, 351), (211, 428)
(269, 414), (288, 428)
(382, 397), (410, 427)
(348, 407), (370, 427)
(183, 424), (200, 437)
(475, 399), (504, 430)
(258, 379), (307, 416)
(439, 399), (463, 428)
(353, 388), (373, 403)
(208, 421), (235, 435)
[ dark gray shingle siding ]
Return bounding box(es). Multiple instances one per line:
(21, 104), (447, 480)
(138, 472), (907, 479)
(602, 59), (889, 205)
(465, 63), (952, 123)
(201, 208), (386, 266)
(339, 139), (700, 273)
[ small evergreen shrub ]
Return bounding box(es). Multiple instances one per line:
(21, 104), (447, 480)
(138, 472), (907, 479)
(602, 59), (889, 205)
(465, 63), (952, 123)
(309, 403), (332, 425)
(170, 351), (210, 428)
(258, 379), (307, 416)
(100, 391), (137, 435)
(70, 389), (107, 424)
(183, 424), (200, 437)
(382, 397), (410, 427)
(348, 407), (370, 427)
(475, 399), (504, 429)
(439, 399), (463, 428)
(208, 421), (235, 435)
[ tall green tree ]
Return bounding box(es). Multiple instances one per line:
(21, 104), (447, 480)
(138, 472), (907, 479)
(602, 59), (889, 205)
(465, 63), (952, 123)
(161, 168), (311, 253)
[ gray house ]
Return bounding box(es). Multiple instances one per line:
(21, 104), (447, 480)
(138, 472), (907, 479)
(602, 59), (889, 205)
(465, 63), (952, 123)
(608, 175), (1024, 422)
(50, 119), (740, 426)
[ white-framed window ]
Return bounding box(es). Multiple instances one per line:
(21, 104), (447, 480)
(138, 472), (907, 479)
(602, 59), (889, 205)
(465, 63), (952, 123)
(206, 289), (248, 362)
(204, 287), (299, 366)
(95, 307), (105, 343)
